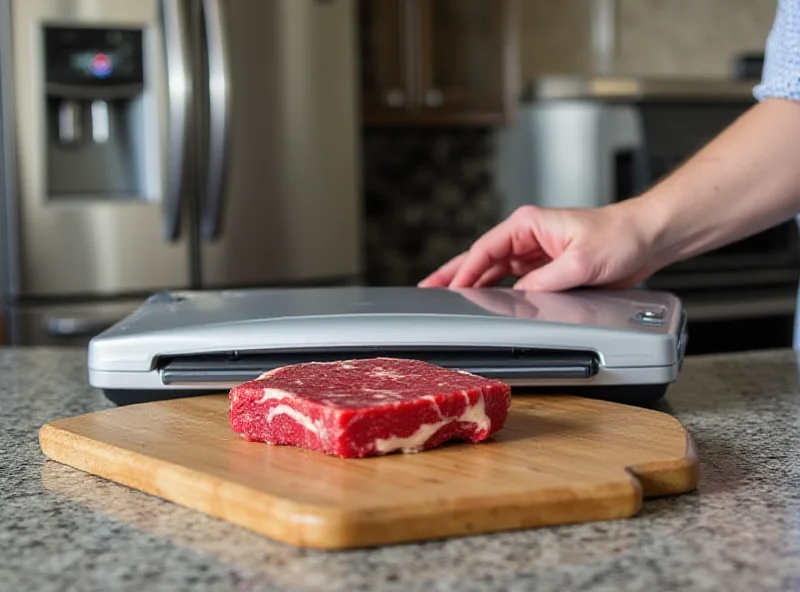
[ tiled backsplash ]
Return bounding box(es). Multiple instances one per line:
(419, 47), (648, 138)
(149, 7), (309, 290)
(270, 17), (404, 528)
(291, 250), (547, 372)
(518, 0), (776, 78)
(362, 128), (501, 286)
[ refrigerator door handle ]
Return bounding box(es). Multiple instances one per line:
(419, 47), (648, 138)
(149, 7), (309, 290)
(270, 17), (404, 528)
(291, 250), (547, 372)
(201, 0), (232, 240)
(161, 0), (194, 241)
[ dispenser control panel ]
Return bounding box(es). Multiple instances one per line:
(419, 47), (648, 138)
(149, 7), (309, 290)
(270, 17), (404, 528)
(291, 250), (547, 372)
(44, 27), (144, 87)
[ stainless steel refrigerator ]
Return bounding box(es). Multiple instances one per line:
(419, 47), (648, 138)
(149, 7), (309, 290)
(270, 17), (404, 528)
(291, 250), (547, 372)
(0, 0), (363, 346)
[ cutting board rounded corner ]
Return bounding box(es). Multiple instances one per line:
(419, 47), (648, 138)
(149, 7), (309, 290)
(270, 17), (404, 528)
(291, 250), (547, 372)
(626, 430), (700, 498)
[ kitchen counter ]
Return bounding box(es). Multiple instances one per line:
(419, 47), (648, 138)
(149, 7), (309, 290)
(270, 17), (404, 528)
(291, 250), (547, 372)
(2, 347), (799, 592)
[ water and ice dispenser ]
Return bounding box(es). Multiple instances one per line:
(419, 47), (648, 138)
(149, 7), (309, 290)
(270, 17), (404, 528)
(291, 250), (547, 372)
(44, 26), (152, 199)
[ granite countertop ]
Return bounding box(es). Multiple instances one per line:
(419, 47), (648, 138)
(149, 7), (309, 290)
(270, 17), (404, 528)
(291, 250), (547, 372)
(2, 347), (800, 591)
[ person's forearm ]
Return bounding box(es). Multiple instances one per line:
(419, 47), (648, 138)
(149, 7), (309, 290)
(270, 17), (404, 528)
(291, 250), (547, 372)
(624, 98), (800, 269)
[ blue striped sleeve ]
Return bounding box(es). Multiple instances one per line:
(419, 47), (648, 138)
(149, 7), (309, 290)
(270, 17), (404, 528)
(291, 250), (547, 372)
(753, 0), (800, 101)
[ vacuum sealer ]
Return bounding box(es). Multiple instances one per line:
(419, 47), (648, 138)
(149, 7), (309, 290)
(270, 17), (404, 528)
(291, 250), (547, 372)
(87, 286), (688, 406)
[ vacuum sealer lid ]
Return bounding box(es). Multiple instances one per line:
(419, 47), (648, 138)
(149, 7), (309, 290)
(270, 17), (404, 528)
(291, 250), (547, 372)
(87, 286), (685, 374)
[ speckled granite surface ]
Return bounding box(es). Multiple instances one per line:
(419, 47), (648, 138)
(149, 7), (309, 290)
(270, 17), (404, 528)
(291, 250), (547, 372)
(2, 347), (800, 591)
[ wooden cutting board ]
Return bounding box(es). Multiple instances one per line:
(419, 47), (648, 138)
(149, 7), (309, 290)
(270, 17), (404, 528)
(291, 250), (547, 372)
(39, 394), (698, 550)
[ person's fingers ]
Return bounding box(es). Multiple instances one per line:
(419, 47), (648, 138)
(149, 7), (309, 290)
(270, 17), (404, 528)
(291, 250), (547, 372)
(474, 262), (511, 287)
(513, 249), (593, 292)
(459, 251), (549, 287)
(446, 219), (517, 287)
(420, 248), (543, 288)
(448, 218), (544, 288)
(418, 252), (466, 287)
(509, 254), (549, 278)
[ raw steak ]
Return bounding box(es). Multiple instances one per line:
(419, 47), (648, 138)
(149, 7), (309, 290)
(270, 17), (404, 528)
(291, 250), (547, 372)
(228, 357), (512, 458)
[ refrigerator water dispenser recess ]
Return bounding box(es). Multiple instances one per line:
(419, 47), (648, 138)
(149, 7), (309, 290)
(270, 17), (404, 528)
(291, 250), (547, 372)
(43, 26), (151, 199)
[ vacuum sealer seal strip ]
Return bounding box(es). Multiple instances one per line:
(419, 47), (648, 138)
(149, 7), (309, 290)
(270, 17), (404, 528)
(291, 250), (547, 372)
(158, 347), (600, 385)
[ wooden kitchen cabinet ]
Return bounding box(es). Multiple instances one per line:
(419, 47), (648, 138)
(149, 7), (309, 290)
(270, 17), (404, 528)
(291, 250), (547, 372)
(358, 0), (517, 126)
(359, 0), (409, 114)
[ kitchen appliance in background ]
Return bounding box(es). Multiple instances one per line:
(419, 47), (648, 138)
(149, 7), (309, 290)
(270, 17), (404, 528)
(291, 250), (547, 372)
(0, 0), (363, 346)
(493, 76), (800, 354)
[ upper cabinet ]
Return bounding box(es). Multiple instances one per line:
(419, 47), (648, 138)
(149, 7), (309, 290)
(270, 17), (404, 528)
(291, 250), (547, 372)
(358, 0), (518, 126)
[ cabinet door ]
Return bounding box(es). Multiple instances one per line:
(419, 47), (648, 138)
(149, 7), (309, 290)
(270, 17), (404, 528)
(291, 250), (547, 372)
(359, 0), (413, 118)
(417, 0), (515, 124)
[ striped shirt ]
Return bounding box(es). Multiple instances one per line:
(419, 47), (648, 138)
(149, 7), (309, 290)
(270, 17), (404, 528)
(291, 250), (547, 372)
(754, 0), (800, 100)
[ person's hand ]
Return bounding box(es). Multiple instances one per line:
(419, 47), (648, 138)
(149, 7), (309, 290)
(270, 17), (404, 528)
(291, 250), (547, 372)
(418, 202), (664, 291)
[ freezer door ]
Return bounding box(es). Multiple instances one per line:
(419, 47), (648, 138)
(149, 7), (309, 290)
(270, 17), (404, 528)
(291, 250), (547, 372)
(197, 0), (363, 288)
(1, 0), (193, 298)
